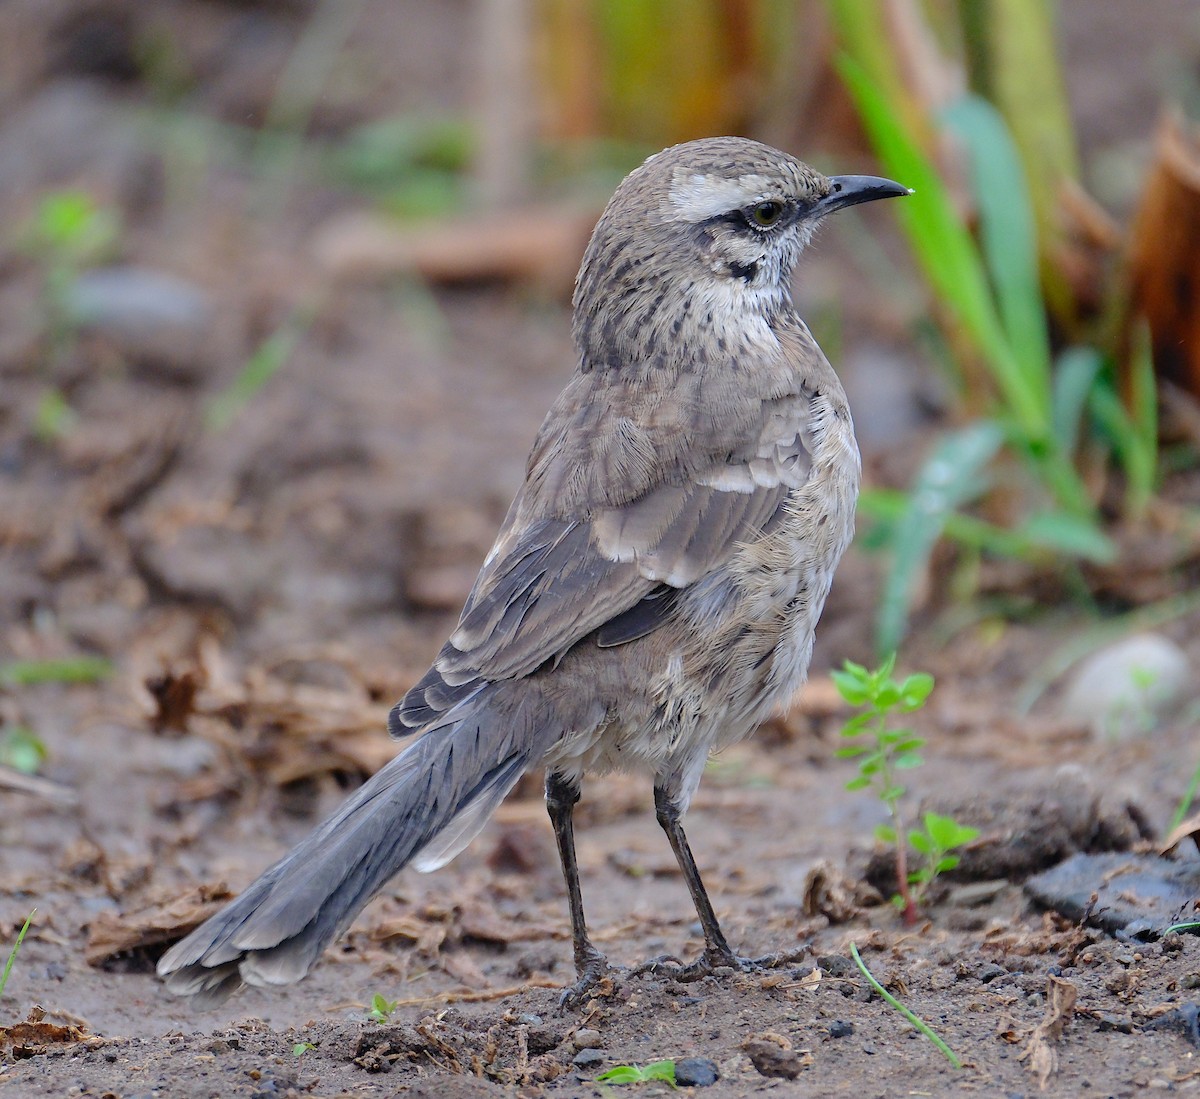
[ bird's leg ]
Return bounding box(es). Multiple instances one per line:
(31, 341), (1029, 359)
(644, 783), (804, 980)
(546, 771), (611, 1006)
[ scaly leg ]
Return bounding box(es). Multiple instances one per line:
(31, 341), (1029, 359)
(546, 771), (611, 1006)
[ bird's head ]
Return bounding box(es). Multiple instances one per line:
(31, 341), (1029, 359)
(572, 137), (909, 370)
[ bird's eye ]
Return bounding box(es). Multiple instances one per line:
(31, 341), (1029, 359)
(749, 200), (785, 228)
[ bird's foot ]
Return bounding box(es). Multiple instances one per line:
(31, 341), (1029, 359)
(634, 944), (807, 983)
(558, 947), (622, 1010)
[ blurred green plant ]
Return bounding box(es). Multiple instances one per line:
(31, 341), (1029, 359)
(828, 2), (1161, 653)
(17, 191), (120, 437)
(0, 727), (47, 776)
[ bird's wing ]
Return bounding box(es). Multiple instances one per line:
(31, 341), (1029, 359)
(393, 363), (815, 731)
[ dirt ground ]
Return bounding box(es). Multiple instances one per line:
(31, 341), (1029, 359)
(4, 2), (1200, 1097)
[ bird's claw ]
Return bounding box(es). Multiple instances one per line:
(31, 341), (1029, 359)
(558, 950), (622, 1010)
(635, 945), (807, 983)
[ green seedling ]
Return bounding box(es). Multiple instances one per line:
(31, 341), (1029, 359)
(596, 1059), (677, 1087)
(834, 656), (976, 923)
(366, 992), (398, 1023)
(850, 943), (961, 1068)
(292, 1041), (315, 1057)
(904, 812), (980, 907)
(0, 727), (48, 775)
(0, 911), (36, 1001)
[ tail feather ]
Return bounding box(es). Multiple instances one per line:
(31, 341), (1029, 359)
(157, 682), (558, 1003)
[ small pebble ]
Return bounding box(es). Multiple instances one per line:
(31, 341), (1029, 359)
(815, 954), (855, 978)
(1096, 1012), (1133, 1033)
(979, 963), (1006, 984)
(572, 1048), (605, 1069)
(516, 1013), (542, 1026)
(827, 1020), (854, 1039)
(674, 1057), (719, 1087)
(572, 1028), (603, 1051)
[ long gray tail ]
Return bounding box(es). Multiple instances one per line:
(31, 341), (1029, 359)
(157, 682), (559, 1006)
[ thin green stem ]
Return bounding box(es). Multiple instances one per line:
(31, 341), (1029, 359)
(0, 910), (35, 1000)
(1171, 760), (1200, 832)
(850, 942), (962, 1069)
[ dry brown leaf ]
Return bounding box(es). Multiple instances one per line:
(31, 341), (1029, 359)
(1159, 811), (1200, 856)
(1018, 975), (1078, 1090)
(0, 1005), (89, 1057)
(85, 883), (233, 965)
(1128, 111), (1200, 399)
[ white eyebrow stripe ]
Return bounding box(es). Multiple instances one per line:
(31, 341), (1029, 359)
(665, 171), (781, 222)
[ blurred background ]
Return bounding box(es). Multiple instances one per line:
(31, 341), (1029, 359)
(3, 0), (1200, 951)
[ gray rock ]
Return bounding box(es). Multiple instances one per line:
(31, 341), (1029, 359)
(674, 1057), (719, 1086)
(1059, 633), (1189, 739)
(571, 1047), (605, 1069)
(70, 266), (214, 380)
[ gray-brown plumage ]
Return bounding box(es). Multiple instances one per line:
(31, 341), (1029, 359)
(157, 137), (908, 1006)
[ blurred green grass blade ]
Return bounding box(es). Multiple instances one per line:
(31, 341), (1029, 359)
(0, 657), (111, 686)
(1088, 335), (1157, 520)
(206, 308), (311, 432)
(942, 95), (1051, 403)
(1126, 323), (1159, 517)
(1016, 512), (1115, 563)
(874, 421), (1005, 655)
(836, 58), (1043, 437)
(982, 0), (1080, 317)
(1053, 346), (1103, 455)
(827, 1), (907, 107)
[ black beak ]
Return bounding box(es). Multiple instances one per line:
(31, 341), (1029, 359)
(816, 174), (911, 216)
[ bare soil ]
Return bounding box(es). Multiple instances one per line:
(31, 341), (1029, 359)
(3, 3), (1200, 1097)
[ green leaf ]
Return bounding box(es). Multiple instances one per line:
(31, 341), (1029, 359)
(941, 95), (1051, 409)
(1053, 346), (1103, 457)
(873, 420), (1005, 655)
(893, 753), (924, 770)
(874, 824), (897, 845)
(875, 682), (901, 710)
(839, 713), (874, 736)
(831, 668), (869, 705)
(834, 745), (868, 759)
(0, 727), (47, 775)
(924, 813), (979, 848)
(1015, 510), (1116, 564)
(596, 1060), (677, 1086)
(899, 673), (935, 708)
(934, 855), (961, 874)
(844, 775), (872, 792)
(882, 785), (906, 803)
(909, 830), (933, 854)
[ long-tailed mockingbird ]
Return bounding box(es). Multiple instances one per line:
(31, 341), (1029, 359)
(158, 136), (908, 1006)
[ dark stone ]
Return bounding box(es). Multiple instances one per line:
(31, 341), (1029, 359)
(826, 1019), (854, 1039)
(979, 963), (1006, 984)
(674, 1057), (719, 1086)
(571, 1047), (605, 1069)
(815, 954), (855, 978)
